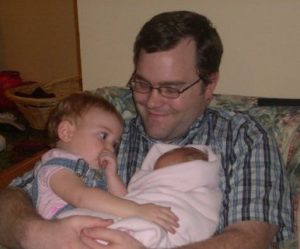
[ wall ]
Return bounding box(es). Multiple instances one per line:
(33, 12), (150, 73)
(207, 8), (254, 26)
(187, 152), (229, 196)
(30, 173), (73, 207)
(77, 0), (300, 98)
(0, 0), (80, 83)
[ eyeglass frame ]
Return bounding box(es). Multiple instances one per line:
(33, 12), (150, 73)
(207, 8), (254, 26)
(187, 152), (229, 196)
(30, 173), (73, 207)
(127, 75), (204, 99)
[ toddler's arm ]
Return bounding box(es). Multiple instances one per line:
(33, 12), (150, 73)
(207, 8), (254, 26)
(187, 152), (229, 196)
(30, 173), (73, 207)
(50, 169), (179, 233)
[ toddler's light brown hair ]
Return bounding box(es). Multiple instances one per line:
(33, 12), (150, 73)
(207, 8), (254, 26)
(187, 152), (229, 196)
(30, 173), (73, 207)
(47, 92), (123, 143)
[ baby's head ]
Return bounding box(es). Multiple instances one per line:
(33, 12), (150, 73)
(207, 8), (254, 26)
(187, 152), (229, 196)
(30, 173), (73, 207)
(154, 147), (208, 170)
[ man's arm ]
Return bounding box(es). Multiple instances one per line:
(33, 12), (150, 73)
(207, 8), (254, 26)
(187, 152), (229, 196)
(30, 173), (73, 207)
(0, 187), (115, 249)
(176, 221), (278, 249)
(0, 187), (36, 248)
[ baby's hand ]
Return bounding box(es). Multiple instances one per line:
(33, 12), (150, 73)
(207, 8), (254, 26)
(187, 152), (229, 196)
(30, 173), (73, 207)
(137, 204), (179, 234)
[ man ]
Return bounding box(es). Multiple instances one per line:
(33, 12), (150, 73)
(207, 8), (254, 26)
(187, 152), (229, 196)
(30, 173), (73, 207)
(0, 11), (293, 249)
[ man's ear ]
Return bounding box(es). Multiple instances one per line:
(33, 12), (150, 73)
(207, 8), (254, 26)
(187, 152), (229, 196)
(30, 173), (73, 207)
(57, 120), (75, 142)
(204, 72), (219, 101)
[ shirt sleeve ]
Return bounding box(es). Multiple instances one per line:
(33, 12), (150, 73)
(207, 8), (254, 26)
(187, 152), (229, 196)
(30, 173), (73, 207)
(219, 114), (293, 244)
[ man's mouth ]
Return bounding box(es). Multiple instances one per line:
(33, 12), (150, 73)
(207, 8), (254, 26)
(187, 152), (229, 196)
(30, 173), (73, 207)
(147, 109), (169, 117)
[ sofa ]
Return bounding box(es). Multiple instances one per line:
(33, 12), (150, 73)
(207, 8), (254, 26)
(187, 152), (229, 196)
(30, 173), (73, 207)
(0, 86), (299, 249)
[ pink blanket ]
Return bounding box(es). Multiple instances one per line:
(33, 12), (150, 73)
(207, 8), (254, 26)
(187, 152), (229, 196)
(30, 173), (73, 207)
(117, 144), (222, 248)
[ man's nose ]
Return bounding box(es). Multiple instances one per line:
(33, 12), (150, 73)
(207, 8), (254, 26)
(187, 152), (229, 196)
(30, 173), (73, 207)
(146, 89), (165, 108)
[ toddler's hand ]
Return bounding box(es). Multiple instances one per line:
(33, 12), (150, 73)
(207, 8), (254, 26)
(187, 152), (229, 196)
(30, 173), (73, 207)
(137, 204), (179, 234)
(98, 151), (117, 177)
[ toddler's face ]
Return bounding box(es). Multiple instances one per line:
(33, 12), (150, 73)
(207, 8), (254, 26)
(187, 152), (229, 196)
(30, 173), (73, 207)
(66, 107), (123, 169)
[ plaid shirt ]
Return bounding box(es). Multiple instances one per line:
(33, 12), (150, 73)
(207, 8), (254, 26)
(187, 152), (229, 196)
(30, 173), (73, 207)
(117, 108), (293, 244)
(11, 107), (293, 244)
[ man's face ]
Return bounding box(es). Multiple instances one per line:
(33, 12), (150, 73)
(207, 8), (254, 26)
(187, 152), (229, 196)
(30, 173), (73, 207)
(133, 38), (217, 142)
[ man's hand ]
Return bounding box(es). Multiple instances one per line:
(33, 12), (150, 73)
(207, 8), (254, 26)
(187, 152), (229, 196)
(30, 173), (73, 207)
(81, 226), (146, 249)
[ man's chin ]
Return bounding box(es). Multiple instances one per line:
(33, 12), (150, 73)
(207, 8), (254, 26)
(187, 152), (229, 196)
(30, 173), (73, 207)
(145, 127), (171, 142)
(142, 117), (173, 140)
(146, 128), (162, 140)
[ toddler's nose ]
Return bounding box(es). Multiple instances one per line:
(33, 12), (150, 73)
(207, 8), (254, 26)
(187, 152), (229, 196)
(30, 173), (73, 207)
(104, 142), (114, 153)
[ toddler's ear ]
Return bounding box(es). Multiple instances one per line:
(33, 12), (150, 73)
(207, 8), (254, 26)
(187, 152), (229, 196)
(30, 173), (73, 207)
(57, 120), (75, 142)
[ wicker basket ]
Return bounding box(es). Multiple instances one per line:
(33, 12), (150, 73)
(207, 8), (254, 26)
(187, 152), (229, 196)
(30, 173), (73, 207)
(5, 76), (82, 130)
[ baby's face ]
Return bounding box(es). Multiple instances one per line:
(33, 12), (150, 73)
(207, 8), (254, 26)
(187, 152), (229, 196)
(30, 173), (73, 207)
(154, 147), (208, 170)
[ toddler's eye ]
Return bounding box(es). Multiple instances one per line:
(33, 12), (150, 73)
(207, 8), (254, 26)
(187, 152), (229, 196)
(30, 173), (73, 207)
(98, 132), (108, 140)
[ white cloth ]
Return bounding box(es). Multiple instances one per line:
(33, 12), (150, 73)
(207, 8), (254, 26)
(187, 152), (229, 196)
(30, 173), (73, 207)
(59, 144), (222, 248)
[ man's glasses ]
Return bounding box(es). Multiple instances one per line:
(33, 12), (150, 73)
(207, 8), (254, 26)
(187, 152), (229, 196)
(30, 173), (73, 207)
(127, 77), (202, 99)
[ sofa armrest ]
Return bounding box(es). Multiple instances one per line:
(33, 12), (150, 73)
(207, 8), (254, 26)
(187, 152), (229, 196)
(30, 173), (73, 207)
(0, 149), (45, 189)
